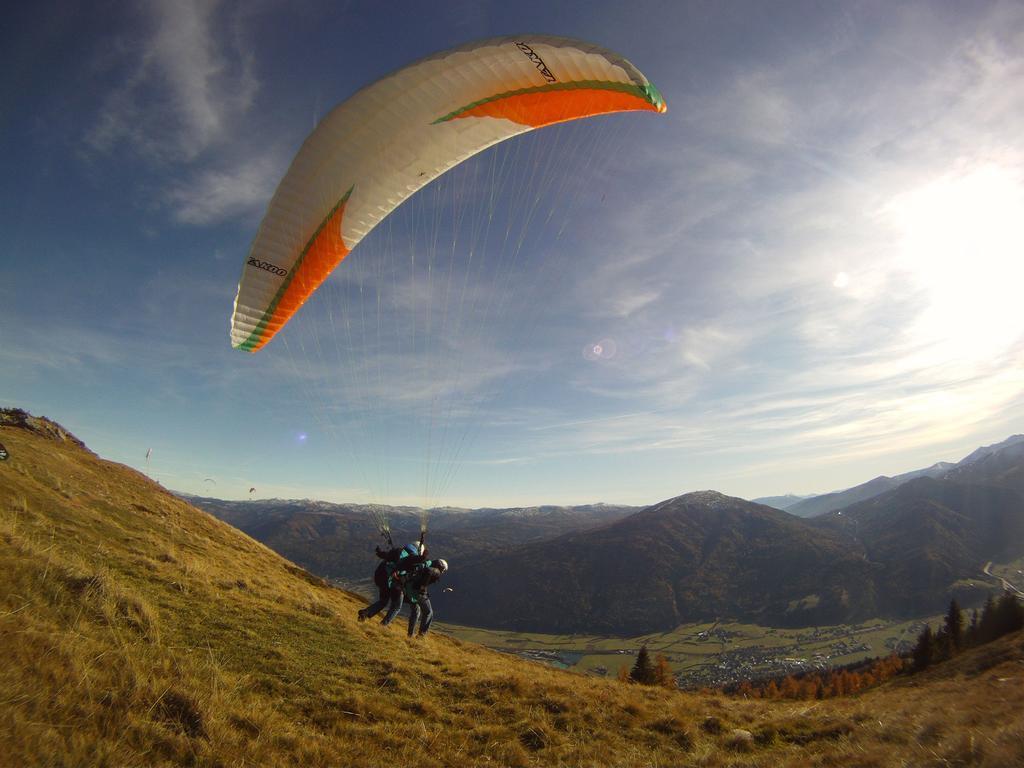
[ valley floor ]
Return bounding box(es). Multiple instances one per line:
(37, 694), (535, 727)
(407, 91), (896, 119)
(441, 616), (939, 688)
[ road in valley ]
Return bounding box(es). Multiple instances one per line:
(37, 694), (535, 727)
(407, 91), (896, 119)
(982, 561), (1024, 598)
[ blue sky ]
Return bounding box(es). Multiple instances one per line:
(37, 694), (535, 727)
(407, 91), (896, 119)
(3, 1), (1024, 508)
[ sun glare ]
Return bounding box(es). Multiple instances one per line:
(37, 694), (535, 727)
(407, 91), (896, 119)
(886, 165), (1024, 363)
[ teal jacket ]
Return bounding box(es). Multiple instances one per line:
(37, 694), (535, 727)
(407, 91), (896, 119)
(402, 562), (444, 604)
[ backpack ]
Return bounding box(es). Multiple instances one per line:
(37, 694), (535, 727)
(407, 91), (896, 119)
(385, 544), (424, 587)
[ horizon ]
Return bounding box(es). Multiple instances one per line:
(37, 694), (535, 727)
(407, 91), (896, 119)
(159, 429), (1024, 509)
(3, 2), (1024, 508)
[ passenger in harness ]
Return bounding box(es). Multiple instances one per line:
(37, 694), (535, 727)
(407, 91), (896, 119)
(357, 541), (426, 623)
(402, 559), (448, 637)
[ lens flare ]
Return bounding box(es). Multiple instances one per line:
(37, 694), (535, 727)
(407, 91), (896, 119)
(582, 338), (617, 361)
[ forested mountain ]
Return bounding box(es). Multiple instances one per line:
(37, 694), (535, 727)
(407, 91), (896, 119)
(809, 477), (1024, 614)
(443, 492), (879, 633)
(441, 471), (1024, 634)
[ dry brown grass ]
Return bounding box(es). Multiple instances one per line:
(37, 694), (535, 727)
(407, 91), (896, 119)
(2, 423), (1023, 767)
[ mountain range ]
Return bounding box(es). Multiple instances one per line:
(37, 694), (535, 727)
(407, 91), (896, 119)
(444, 472), (1024, 633)
(771, 435), (1024, 517)
(443, 492), (877, 633)
(188, 497), (637, 583)
(748, 493), (815, 511)
(809, 477), (1024, 615)
(192, 434), (1024, 634)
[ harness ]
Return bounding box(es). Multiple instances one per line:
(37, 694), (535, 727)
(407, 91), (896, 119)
(402, 560), (437, 604)
(384, 544), (424, 589)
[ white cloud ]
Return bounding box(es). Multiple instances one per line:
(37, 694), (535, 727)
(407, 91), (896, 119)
(81, 1), (286, 226)
(484, 3), (1024, 481)
(88, 0), (258, 162)
(150, 0), (256, 153)
(722, 71), (795, 146)
(608, 289), (661, 318)
(42, 2), (1024, 505)
(167, 156), (282, 224)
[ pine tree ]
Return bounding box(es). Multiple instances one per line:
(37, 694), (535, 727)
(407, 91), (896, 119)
(944, 599), (964, 651)
(912, 625), (934, 671)
(979, 594), (998, 644)
(933, 626), (951, 663)
(995, 592), (1024, 637)
(967, 608), (980, 646)
(630, 645), (656, 685)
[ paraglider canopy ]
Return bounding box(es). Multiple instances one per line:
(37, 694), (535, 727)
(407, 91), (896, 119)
(230, 35), (665, 352)
(228, 34), (666, 522)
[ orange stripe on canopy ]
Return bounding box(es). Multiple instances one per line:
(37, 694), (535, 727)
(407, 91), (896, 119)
(248, 200), (352, 352)
(450, 87), (661, 128)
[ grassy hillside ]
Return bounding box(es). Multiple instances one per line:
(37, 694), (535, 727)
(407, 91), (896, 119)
(2, 417), (1022, 767)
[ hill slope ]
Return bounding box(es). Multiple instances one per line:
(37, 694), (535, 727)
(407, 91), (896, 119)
(2, 414), (1022, 767)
